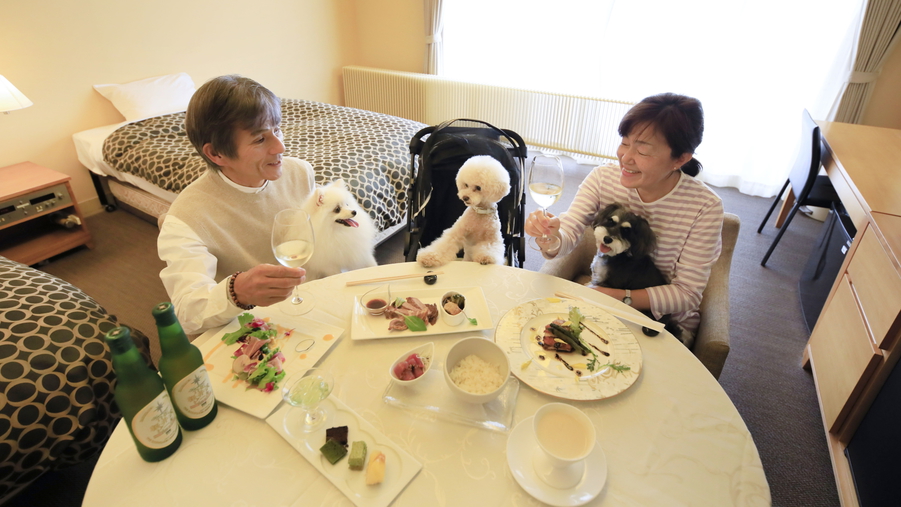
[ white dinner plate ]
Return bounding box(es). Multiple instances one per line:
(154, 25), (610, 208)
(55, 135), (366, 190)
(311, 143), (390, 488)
(507, 416), (607, 506)
(266, 396), (423, 507)
(495, 298), (642, 401)
(351, 286), (493, 340)
(195, 307), (344, 419)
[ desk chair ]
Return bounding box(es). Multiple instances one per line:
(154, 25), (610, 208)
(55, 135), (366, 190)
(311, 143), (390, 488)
(757, 109), (840, 266)
(538, 213), (740, 380)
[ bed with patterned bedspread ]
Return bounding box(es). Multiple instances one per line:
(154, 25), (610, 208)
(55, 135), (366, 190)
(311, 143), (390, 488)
(96, 99), (426, 240)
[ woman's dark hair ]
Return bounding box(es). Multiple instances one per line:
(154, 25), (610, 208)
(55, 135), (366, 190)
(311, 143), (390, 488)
(186, 75), (282, 169)
(618, 93), (704, 177)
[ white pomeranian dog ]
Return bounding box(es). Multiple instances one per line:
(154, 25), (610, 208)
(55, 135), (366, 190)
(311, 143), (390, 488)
(300, 179), (378, 280)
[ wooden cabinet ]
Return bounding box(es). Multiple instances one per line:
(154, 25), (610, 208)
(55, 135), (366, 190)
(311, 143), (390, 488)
(808, 229), (885, 433)
(807, 121), (901, 507)
(0, 162), (94, 265)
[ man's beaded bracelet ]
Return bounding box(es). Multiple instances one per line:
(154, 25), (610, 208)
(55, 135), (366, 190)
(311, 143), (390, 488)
(228, 271), (255, 310)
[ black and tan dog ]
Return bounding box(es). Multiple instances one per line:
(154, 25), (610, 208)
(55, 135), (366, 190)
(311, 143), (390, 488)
(589, 203), (684, 342)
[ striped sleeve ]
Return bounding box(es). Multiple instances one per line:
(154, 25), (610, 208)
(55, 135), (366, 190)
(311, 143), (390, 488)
(642, 179), (724, 333)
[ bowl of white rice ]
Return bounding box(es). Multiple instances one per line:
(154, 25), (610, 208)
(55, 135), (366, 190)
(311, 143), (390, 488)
(444, 336), (510, 404)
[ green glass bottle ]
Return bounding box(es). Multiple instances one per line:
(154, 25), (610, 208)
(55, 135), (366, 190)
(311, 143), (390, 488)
(105, 326), (182, 462)
(153, 302), (218, 430)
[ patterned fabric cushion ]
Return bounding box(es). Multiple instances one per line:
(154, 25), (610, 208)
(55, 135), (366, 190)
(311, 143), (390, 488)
(0, 256), (153, 503)
(101, 98), (426, 233)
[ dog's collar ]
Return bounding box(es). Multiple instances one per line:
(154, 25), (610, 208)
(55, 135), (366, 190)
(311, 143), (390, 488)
(473, 205), (497, 216)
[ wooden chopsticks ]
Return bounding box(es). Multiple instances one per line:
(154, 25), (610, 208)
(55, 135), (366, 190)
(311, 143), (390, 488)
(345, 271), (444, 287)
(554, 291), (665, 333)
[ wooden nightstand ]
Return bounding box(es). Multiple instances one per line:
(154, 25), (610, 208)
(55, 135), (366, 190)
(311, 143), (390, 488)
(0, 161), (94, 265)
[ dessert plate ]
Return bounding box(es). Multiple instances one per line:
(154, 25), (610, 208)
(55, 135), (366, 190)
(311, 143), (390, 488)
(195, 307), (344, 419)
(507, 416), (607, 506)
(351, 286), (492, 340)
(267, 396), (422, 507)
(495, 298), (642, 401)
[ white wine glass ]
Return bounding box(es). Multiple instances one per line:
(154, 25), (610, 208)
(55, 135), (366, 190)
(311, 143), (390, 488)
(281, 368), (334, 436)
(528, 155), (564, 251)
(272, 208), (315, 315)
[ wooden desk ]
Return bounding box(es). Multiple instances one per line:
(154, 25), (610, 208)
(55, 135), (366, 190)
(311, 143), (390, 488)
(806, 121), (901, 507)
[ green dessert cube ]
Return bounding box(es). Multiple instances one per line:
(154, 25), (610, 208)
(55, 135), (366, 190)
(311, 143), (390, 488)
(348, 441), (368, 470)
(320, 439), (347, 464)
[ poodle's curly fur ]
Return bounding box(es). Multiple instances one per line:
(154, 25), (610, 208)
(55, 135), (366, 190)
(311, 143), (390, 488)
(416, 155), (511, 267)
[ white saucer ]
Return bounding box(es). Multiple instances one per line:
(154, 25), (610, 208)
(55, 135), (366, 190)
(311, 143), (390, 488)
(507, 416), (607, 507)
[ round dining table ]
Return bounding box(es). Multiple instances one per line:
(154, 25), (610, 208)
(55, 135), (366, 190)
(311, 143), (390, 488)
(83, 261), (770, 506)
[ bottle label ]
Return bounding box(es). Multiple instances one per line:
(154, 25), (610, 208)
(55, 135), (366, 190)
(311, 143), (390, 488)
(132, 390), (180, 449)
(172, 365), (215, 418)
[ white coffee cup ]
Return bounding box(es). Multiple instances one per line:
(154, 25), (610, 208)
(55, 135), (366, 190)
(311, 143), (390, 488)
(532, 402), (596, 489)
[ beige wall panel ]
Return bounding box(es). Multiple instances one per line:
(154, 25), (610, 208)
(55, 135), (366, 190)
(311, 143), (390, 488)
(0, 0), (365, 210)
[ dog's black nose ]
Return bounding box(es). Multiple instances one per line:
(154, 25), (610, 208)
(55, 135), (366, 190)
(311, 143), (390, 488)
(462, 196), (470, 203)
(603, 236), (612, 245)
(351, 210), (356, 217)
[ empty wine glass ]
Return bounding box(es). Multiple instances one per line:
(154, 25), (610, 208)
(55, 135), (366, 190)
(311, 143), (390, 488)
(528, 155), (564, 251)
(282, 368), (334, 436)
(271, 208), (315, 315)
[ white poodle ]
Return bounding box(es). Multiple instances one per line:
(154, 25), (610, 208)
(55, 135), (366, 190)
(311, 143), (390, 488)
(416, 155), (511, 267)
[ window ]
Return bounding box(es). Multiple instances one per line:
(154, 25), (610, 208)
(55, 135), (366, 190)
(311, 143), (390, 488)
(443, 0), (864, 196)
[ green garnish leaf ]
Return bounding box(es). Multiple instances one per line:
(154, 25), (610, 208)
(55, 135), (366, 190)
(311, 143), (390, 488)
(468, 316), (478, 325)
(568, 307), (584, 339)
(394, 297), (406, 307)
(403, 315), (428, 332)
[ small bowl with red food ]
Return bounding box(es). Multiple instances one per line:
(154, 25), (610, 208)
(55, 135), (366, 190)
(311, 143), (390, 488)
(389, 342), (434, 386)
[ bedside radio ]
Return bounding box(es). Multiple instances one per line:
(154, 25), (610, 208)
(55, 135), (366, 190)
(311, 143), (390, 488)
(0, 183), (74, 225)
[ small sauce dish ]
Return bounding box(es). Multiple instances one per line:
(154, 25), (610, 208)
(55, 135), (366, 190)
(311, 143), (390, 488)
(361, 284), (392, 316)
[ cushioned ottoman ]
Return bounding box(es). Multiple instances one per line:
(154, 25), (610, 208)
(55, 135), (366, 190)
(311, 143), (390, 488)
(0, 255), (153, 503)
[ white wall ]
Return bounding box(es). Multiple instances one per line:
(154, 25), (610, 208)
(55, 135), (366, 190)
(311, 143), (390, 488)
(0, 0), (363, 213)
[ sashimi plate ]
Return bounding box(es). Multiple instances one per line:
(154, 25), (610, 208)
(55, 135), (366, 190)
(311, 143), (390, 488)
(195, 307), (344, 419)
(351, 286), (492, 340)
(495, 298), (642, 401)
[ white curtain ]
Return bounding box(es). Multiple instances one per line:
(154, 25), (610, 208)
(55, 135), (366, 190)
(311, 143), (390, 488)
(832, 0), (901, 123)
(442, 0), (865, 197)
(424, 0), (445, 75)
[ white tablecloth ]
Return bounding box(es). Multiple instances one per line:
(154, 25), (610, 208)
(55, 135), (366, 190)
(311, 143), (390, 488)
(83, 262), (770, 506)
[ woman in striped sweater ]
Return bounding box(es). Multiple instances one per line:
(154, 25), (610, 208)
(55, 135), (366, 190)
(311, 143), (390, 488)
(526, 93), (724, 346)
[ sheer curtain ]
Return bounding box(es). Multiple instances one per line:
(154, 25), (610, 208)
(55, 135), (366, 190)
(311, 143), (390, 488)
(442, 0), (864, 197)
(833, 0), (901, 123)
(424, 0), (445, 75)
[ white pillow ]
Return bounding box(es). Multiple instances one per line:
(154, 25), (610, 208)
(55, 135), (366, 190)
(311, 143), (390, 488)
(93, 72), (195, 122)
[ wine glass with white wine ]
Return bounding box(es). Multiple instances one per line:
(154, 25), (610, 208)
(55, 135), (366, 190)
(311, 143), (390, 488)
(528, 155), (564, 251)
(271, 208), (315, 315)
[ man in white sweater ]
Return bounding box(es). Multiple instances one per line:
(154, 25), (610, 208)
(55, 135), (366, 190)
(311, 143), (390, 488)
(158, 75), (315, 335)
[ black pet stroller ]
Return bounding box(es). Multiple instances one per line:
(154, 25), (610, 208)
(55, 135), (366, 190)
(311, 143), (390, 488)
(404, 118), (528, 267)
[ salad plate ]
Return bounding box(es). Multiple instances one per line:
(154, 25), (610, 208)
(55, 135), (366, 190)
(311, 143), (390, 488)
(494, 298), (642, 401)
(266, 396), (423, 507)
(195, 306), (345, 419)
(351, 286), (492, 340)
